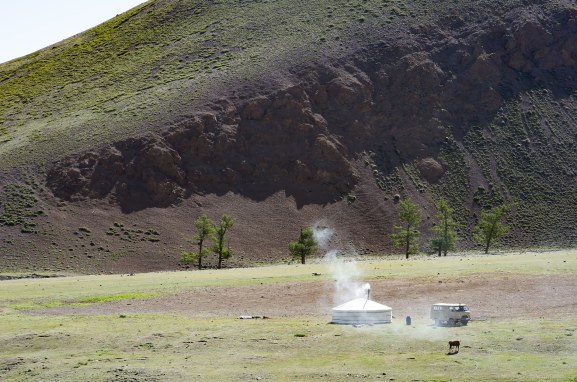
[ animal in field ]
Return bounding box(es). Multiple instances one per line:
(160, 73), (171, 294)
(448, 340), (460, 353)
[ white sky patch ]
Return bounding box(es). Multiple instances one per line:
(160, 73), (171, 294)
(0, 0), (147, 64)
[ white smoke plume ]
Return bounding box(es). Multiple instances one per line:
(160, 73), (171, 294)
(312, 223), (333, 249)
(312, 223), (369, 305)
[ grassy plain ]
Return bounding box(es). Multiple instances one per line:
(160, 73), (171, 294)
(1, 251), (576, 381)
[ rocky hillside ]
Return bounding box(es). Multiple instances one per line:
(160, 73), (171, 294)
(1, 0), (577, 273)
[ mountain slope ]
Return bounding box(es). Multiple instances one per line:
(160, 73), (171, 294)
(0, 0), (424, 166)
(1, 0), (577, 273)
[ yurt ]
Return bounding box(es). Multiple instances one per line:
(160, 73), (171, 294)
(331, 297), (393, 324)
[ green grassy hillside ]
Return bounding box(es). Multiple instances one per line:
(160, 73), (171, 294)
(0, 0), (428, 167)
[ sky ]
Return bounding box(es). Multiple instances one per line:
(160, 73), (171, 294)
(0, 0), (147, 64)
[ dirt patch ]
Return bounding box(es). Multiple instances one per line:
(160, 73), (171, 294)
(34, 273), (577, 322)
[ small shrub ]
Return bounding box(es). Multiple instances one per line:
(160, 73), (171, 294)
(346, 194), (357, 204)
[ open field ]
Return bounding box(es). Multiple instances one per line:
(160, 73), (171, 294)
(1, 250), (577, 381)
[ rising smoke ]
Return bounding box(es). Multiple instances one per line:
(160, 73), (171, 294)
(313, 223), (371, 305)
(313, 223), (451, 336)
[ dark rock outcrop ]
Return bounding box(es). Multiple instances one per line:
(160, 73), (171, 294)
(47, 3), (577, 227)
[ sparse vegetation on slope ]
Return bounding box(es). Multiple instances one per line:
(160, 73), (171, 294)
(1, 0), (577, 272)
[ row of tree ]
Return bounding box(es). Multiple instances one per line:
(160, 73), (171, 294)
(183, 213), (320, 269)
(181, 214), (235, 269)
(184, 200), (511, 269)
(392, 198), (512, 259)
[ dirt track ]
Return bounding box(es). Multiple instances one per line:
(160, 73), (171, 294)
(36, 273), (577, 322)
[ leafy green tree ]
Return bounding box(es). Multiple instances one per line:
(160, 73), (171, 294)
(181, 214), (214, 270)
(288, 227), (318, 264)
(431, 198), (459, 257)
(213, 214), (235, 269)
(473, 204), (512, 254)
(391, 199), (421, 259)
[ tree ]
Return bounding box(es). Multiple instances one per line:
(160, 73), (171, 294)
(473, 204), (512, 254)
(431, 198), (459, 256)
(181, 214), (214, 270)
(213, 214), (235, 269)
(391, 199), (421, 259)
(288, 227), (318, 264)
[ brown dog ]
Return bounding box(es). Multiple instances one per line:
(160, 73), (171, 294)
(448, 340), (460, 353)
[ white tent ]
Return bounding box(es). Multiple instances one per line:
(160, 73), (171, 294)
(331, 297), (392, 324)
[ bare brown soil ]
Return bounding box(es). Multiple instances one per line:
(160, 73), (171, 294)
(0, 167), (400, 274)
(35, 273), (577, 322)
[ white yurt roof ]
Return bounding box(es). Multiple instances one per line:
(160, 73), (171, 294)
(332, 298), (392, 312)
